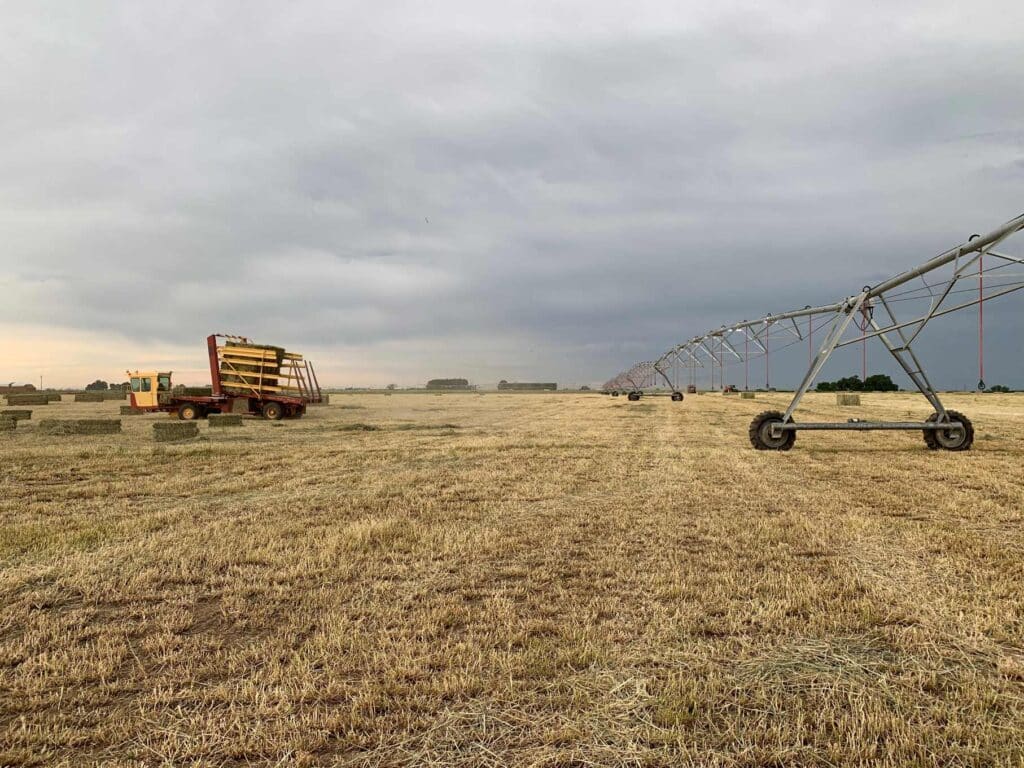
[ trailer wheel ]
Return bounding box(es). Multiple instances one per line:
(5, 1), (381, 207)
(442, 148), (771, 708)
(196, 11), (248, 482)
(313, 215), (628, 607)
(749, 410), (796, 451)
(925, 410), (974, 451)
(627, 392), (641, 401)
(177, 403), (200, 421)
(261, 401), (284, 420)
(671, 391), (684, 402)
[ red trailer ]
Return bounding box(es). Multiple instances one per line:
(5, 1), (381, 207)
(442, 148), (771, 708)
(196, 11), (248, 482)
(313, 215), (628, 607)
(127, 334), (322, 420)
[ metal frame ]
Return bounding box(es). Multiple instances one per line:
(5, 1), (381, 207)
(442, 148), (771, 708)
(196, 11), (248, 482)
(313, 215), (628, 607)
(604, 211), (1024, 448)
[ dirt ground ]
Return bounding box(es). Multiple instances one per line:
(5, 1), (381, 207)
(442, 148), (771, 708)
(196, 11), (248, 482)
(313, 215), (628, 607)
(2, 391), (1023, 766)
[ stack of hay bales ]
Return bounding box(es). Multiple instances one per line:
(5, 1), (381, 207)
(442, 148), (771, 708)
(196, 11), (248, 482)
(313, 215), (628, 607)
(38, 419), (121, 435)
(45, 393), (63, 403)
(120, 405), (143, 416)
(7, 393), (49, 406)
(208, 414), (243, 428)
(74, 392), (106, 403)
(102, 390), (127, 401)
(220, 341), (285, 396)
(741, 392), (755, 399)
(153, 422), (199, 442)
(173, 386), (214, 397)
(0, 417), (15, 432)
(836, 393), (861, 406)
(1, 409), (32, 421)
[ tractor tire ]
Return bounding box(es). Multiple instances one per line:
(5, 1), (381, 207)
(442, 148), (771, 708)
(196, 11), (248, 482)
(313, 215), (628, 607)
(627, 392), (641, 401)
(177, 402), (201, 421)
(925, 410), (974, 451)
(749, 410), (796, 451)
(261, 401), (284, 421)
(671, 391), (684, 402)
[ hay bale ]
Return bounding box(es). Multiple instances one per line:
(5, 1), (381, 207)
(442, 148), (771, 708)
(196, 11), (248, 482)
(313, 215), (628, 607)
(153, 422), (199, 442)
(45, 393), (63, 403)
(0, 417), (15, 432)
(120, 405), (144, 415)
(7, 393), (48, 406)
(102, 391), (127, 401)
(38, 419), (122, 435)
(208, 414), (243, 427)
(1, 409), (32, 421)
(741, 392), (755, 399)
(836, 393), (861, 406)
(74, 392), (106, 403)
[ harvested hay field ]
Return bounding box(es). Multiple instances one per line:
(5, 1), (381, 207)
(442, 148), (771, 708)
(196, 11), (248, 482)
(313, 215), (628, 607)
(2, 392), (1024, 765)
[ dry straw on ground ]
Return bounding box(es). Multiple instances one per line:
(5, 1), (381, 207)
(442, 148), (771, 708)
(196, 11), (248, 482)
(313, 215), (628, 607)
(2, 392), (1023, 766)
(208, 414), (244, 427)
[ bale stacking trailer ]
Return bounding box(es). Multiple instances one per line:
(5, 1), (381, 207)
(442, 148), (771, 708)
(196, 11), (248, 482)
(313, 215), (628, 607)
(128, 334), (322, 420)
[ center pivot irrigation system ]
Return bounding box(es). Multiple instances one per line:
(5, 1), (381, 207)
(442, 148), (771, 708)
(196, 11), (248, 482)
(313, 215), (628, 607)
(603, 211), (1024, 450)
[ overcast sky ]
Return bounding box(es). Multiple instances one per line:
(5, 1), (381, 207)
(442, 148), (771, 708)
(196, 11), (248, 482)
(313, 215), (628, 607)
(1, 1), (1022, 388)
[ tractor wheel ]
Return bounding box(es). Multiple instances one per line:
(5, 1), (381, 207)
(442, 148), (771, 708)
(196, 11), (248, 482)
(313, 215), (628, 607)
(627, 392), (641, 401)
(671, 391), (684, 402)
(261, 401), (284, 421)
(177, 402), (201, 421)
(749, 410), (796, 451)
(926, 410), (974, 451)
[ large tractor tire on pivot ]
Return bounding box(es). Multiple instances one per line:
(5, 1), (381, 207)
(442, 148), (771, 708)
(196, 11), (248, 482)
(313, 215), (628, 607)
(627, 391), (641, 401)
(671, 391), (684, 402)
(749, 410), (796, 451)
(923, 410), (973, 451)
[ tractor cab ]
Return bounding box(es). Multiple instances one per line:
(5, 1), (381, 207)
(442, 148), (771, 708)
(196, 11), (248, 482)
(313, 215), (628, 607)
(127, 370), (172, 409)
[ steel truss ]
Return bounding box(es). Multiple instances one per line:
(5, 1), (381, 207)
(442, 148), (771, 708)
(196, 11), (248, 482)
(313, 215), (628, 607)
(604, 211), (1024, 449)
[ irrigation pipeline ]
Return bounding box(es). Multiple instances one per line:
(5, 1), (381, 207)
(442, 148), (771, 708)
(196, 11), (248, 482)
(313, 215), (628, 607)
(603, 211), (1024, 395)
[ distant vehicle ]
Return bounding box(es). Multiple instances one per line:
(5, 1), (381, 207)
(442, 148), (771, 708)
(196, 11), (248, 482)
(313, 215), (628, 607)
(127, 334), (321, 420)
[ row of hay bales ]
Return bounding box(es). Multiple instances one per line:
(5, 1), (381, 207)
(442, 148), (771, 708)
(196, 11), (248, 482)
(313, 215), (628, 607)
(8, 414), (247, 441)
(3, 391), (128, 406)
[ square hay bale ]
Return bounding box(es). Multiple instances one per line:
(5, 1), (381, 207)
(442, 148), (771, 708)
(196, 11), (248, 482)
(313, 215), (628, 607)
(0, 417), (15, 432)
(1, 409), (32, 421)
(7, 393), (48, 406)
(102, 391), (127, 401)
(45, 393), (63, 402)
(836, 393), (861, 406)
(120, 405), (144, 416)
(208, 414), (243, 427)
(74, 392), (106, 403)
(38, 419), (122, 435)
(741, 392), (755, 399)
(153, 422), (200, 442)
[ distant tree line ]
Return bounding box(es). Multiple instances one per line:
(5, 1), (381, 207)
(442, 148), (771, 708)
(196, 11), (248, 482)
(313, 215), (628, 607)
(816, 374), (899, 392)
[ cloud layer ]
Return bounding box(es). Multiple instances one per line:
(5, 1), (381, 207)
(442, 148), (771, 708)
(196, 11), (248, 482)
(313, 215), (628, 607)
(2, 1), (1022, 387)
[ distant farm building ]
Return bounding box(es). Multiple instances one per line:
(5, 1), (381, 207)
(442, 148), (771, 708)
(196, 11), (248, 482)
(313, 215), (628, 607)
(426, 378), (472, 391)
(497, 381), (557, 391)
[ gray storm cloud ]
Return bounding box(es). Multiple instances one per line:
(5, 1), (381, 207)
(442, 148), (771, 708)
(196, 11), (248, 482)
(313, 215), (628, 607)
(1, 1), (1022, 387)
